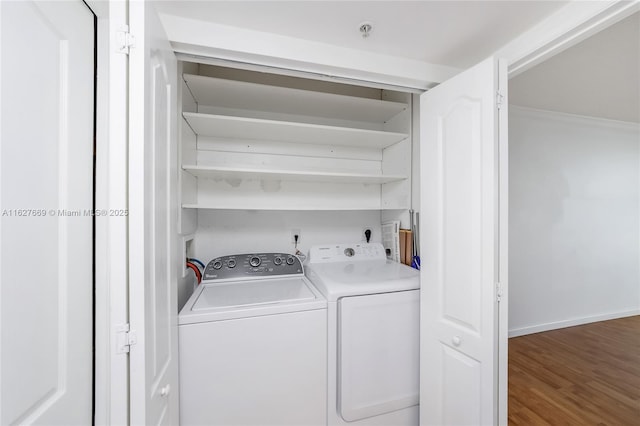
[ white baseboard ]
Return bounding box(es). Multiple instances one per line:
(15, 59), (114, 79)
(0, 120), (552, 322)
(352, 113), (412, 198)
(508, 309), (640, 338)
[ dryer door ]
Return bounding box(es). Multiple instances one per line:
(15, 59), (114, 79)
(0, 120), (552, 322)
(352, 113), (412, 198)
(338, 289), (420, 421)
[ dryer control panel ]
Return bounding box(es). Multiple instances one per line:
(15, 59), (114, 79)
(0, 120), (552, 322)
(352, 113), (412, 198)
(308, 243), (386, 264)
(203, 253), (303, 281)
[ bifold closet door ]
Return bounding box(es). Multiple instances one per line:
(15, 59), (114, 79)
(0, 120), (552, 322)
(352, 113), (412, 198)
(419, 56), (508, 426)
(128, 1), (180, 425)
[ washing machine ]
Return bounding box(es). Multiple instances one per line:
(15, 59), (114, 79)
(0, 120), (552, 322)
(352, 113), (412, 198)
(305, 243), (420, 426)
(179, 252), (327, 426)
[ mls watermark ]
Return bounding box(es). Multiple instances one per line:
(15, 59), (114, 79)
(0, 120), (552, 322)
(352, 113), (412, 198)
(2, 209), (128, 217)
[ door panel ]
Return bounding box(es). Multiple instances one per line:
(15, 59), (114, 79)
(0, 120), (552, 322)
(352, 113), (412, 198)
(440, 98), (484, 358)
(420, 57), (506, 425)
(128, 1), (179, 425)
(441, 346), (481, 425)
(149, 61), (171, 384)
(441, 100), (483, 336)
(0, 1), (94, 424)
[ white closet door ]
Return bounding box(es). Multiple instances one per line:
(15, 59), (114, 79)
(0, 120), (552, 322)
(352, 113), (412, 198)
(128, 1), (179, 425)
(0, 1), (94, 424)
(419, 57), (508, 426)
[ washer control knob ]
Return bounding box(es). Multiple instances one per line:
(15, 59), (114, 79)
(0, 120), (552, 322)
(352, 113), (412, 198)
(286, 256), (295, 265)
(227, 259), (236, 268)
(273, 257), (283, 266)
(212, 260), (223, 270)
(249, 256), (261, 267)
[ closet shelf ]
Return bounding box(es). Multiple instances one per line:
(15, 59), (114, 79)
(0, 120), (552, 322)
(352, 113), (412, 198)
(183, 73), (408, 123)
(182, 165), (407, 184)
(182, 204), (392, 211)
(183, 113), (408, 149)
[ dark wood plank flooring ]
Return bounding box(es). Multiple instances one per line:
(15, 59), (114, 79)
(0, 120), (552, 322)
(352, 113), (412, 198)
(509, 316), (640, 425)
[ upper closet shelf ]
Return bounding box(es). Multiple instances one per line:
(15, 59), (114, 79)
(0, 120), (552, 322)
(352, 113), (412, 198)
(183, 165), (406, 184)
(183, 112), (408, 149)
(183, 74), (408, 123)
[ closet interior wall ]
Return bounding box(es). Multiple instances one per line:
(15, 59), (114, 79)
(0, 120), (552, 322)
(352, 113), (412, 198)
(176, 61), (415, 309)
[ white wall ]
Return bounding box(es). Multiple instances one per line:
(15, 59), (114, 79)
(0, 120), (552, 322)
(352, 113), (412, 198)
(176, 209), (383, 309)
(193, 210), (383, 260)
(509, 106), (640, 336)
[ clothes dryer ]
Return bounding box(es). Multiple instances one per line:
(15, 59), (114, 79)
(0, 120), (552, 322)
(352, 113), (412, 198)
(305, 243), (420, 426)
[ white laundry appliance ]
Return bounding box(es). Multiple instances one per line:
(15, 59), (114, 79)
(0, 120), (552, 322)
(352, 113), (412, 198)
(178, 253), (327, 426)
(305, 243), (421, 426)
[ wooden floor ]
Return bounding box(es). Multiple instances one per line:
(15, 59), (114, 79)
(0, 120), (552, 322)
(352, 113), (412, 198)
(508, 316), (640, 425)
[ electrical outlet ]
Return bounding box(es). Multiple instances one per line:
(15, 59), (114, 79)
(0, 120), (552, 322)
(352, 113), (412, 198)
(291, 229), (301, 245)
(362, 227), (373, 243)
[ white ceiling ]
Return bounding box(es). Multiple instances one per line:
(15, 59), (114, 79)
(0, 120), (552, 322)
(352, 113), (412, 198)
(510, 12), (640, 123)
(154, 1), (638, 122)
(154, 0), (569, 69)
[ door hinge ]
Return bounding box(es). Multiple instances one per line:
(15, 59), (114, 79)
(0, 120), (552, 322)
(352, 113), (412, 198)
(115, 26), (135, 55)
(496, 91), (505, 110)
(496, 282), (503, 302)
(116, 323), (137, 354)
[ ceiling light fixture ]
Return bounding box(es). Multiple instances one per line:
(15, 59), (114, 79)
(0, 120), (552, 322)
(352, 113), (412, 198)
(359, 21), (373, 38)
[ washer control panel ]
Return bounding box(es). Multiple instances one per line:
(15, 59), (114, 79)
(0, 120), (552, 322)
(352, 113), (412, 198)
(203, 253), (303, 281)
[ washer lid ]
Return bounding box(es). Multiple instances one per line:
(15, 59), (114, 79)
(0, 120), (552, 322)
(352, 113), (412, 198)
(193, 278), (316, 310)
(179, 276), (326, 325)
(305, 259), (419, 301)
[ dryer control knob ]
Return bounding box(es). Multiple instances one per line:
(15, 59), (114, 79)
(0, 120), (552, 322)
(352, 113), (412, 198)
(227, 259), (236, 268)
(249, 256), (261, 267)
(213, 260), (223, 270)
(273, 257), (283, 265)
(286, 256), (295, 265)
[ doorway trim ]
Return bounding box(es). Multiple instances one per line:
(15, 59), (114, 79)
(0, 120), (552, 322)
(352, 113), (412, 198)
(500, 0), (640, 77)
(87, 1), (129, 425)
